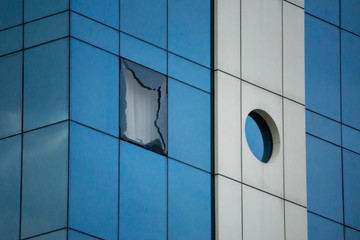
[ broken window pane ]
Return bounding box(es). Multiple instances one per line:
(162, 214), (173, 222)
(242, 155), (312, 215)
(120, 59), (167, 155)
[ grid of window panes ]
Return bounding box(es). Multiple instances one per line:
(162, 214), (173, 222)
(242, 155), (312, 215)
(305, 0), (360, 239)
(0, 0), (213, 239)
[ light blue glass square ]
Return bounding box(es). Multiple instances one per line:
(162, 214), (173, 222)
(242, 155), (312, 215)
(24, 0), (69, 22)
(305, 0), (339, 26)
(0, 26), (23, 56)
(308, 213), (344, 240)
(341, 0), (360, 36)
(0, 0), (22, 30)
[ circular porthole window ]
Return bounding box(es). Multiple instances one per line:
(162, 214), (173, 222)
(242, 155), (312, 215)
(245, 110), (278, 163)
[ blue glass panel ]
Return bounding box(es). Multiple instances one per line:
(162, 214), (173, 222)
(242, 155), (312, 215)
(168, 53), (211, 92)
(120, 0), (166, 48)
(70, 39), (119, 136)
(0, 135), (21, 240)
(345, 227), (360, 240)
(168, 0), (211, 67)
(168, 79), (211, 171)
(70, 0), (119, 29)
(68, 230), (98, 240)
(168, 160), (211, 240)
(25, 12), (69, 48)
(25, 0), (69, 22)
(120, 33), (167, 74)
(0, 53), (22, 139)
(30, 229), (67, 240)
(306, 110), (341, 145)
(22, 122), (68, 239)
(24, 39), (69, 131)
(342, 125), (360, 154)
(0, 0), (22, 30)
(343, 150), (360, 230)
(341, 31), (360, 130)
(0, 26), (23, 56)
(305, 0), (339, 25)
(305, 15), (340, 121)
(71, 13), (119, 55)
(69, 122), (118, 240)
(306, 135), (343, 223)
(119, 141), (167, 240)
(341, 0), (360, 35)
(308, 213), (344, 240)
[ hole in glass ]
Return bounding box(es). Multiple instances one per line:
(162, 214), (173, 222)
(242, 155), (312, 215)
(245, 111), (273, 163)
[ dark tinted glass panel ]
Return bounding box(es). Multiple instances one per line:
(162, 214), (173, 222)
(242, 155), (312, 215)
(21, 122), (68, 239)
(119, 141), (167, 239)
(306, 110), (341, 145)
(120, 59), (167, 154)
(71, 12), (119, 55)
(0, 0), (22, 30)
(24, 12), (69, 48)
(120, 0), (166, 48)
(68, 230), (98, 240)
(120, 33), (167, 74)
(168, 160), (211, 240)
(308, 213), (344, 240)
(345, 227), (360, 240)
(342, 125), (360, 154)
(341, 31), (360, 130)
(305, 0), (339, 26)
(70, 39), (119, 136)
(343, 150), (360, 230)
(0, 53), (22, 139)
(305, 15), (340, 121)
(30, 229), (67, 240)
(0, 26), (23, 56)
(168, 0), (211, 67)
(0, 135), (21, 240)
(168, 53), (211, 92)
(25, 0), (69, 22)
(168, 79), (211, 171)
(306, 135), (343, 223)
(341, 0), (360, 36)
(24, 39), (69, 131)
(70, 0), (119, 29)
(69, 122), (118, 240)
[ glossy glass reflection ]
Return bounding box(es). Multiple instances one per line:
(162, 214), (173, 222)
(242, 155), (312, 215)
(245, 112), (273, 163)
(168, 160), (211, 240)
(0, 53), (22, 139)
(341, 0), (360, 36)
(120, 59), (167, 155)
(0, 26), (23, 56)
(69, 122), (118, 240)
(24, 39), (69, 131)
(30, 229), (67, 240)
(21, 122), (68, 239)
(70, 39), (119, 137)
(308, 213), (344, 240)
(0, 0), (22, 30)
(305, 0), (339, 26)
(68, 230), (98, 240)
(119, 141), (167, 240)
(0, 135), (21, 240)
(25, 0), (69, 22)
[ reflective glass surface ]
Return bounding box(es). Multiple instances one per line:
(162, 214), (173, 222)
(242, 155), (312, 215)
(305, 0), (339, 26)
(341, 0), (360, 36)
(70, 0), (119, 29)
(24, 39), (69, 131)
(30, 229), (67, 240)
(168, 53), (211, 93)
(120, 33), (167, 74)
(168, 79), (211, 171)
(308, 213), (344, 240)
(306, 135), (343, 223)
(25, 0), (69, 22)
(68, 230), (98, 240)
(71, 12), (119, 55)
(70, 39), (119, 136)
(343, 150), (360, 230)
(120, 0), (166, 48)
(22, 122), (68, 239)
(0, 26), (23, 56)
(25, 12), (69, 48)
(0, 53), (22, 139)
(120, 59), (167, 154)
(0, 0), (22, 30)
(305, 15), (340, 121)
(342, 125), (360, 154)
(168, 160), (211, 240)
(345, 227), (360, 240)
(119, 141), (167, 239)
(168, 0), (211, 67)
(0, 135), (21, 240)
(341, 31), (360, 130)
(69, 122), (118, 240)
